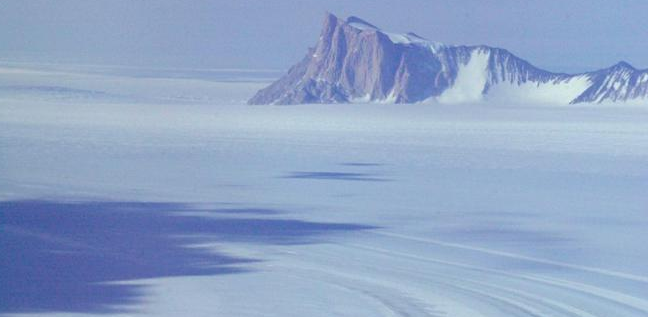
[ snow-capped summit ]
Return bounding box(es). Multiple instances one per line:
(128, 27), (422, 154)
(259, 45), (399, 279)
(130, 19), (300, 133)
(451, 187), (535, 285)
(248, 13), (648, 105)
(345, 16), (379, 30)
(572, 61), (648, 104)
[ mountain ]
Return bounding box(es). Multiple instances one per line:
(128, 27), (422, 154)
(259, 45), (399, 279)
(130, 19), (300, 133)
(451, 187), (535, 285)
(249, 13), (648, 105)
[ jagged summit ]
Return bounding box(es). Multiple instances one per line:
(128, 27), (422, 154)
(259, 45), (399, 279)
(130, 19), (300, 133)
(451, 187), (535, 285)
(249, 13), (648, 105)
(345, 16), (379, 30)
(611, 61), (635, 70)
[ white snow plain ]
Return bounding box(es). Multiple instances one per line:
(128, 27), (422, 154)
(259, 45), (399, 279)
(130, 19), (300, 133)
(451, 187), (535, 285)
(1, 63), (648, 317)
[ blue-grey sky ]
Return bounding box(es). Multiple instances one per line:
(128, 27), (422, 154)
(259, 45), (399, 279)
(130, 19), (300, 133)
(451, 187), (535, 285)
(2, 0), (647, 73)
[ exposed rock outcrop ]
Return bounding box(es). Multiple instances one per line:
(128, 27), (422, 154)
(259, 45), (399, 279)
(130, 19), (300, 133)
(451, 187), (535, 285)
(249, 13), (648, 105)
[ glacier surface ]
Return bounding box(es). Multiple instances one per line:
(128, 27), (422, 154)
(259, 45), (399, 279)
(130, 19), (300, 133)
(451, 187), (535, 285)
(1, 63), (648, 317)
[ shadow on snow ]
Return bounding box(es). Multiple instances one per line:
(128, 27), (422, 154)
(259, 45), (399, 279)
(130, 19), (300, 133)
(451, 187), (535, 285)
(0, 200), (374, 314)
(282, 171), (391, 182)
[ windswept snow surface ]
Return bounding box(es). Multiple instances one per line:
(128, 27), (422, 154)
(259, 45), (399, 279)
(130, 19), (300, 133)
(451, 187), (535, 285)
(1, 64), (648, 317)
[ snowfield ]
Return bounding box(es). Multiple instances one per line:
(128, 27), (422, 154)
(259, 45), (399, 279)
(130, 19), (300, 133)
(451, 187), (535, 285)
(1, 63), (648, 317)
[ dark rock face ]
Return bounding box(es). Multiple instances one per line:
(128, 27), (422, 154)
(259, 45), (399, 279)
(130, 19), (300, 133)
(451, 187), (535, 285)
(249, 13), (648, 105)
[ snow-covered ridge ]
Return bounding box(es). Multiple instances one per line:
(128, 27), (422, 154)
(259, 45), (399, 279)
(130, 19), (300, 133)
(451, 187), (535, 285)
(346, 15), (443, 50)
(249, 13), (648, 105)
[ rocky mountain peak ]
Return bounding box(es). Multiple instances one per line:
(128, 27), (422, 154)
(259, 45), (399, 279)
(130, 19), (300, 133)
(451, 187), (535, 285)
(249, 13), (648, 105)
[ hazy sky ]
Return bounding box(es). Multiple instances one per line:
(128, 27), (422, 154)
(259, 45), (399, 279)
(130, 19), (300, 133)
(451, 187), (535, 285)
(2, 0), (647, 72)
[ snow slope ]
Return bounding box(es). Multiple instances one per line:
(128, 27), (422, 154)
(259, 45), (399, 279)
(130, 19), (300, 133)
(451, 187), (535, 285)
(437, 48), (490, 103)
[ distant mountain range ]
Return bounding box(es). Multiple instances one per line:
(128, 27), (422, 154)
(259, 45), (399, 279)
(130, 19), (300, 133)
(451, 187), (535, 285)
(249, 13), (648, 105)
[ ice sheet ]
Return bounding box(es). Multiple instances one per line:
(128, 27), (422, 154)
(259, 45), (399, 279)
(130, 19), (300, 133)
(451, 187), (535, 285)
(1, 64), (647, 317)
